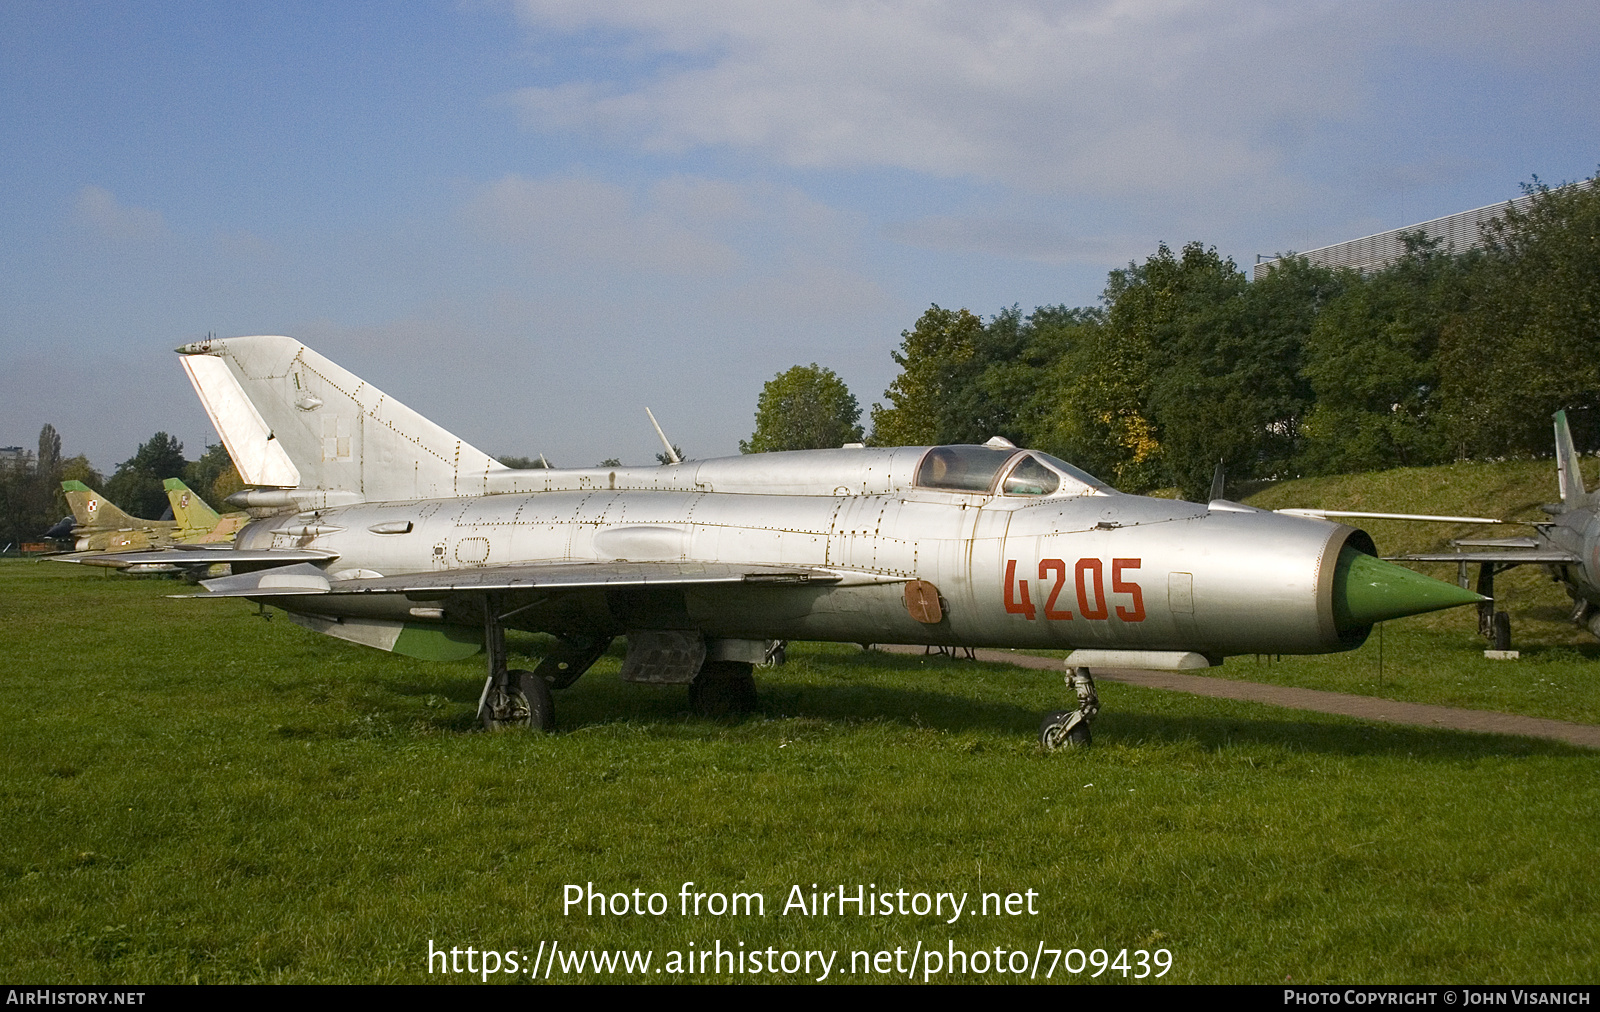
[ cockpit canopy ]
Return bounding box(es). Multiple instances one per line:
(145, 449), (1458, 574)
(914, 445), (1110, 497)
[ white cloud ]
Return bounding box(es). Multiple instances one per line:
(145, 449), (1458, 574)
(507, 0), (1380, 198)
(72, 185), (166, 240)
(463, 174), (743, 274)
(883, 215), (1147, 265)
(461, 171), (873, 282)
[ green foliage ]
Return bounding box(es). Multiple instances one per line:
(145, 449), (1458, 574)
(185, 443), (242, 506)
(0, 424), (81, 547)
(497, 455), (549, 469)
(741, 364), (863, 453)
(1440, 175), (1600, 456)
(864, 173), (1597, 489)
(104, 432), (187, 520)
(1299, 239), (1476, 473)
(869, 305), (986, 446)
(1041, 243), (1335, 498)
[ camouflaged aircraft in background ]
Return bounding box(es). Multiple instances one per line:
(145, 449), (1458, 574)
(163, 478), (249, 545)
(50, 478), (246, 571)
(108, 336), (1483, 748)
(53, 480), (181, 560)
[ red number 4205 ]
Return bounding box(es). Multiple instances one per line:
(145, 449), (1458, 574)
(1005, 558), (1144, 622)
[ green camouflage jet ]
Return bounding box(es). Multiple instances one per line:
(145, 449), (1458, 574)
(163, 478), (248, 544)
(51, 479), (245, 571)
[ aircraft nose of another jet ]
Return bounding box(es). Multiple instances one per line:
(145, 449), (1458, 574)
(1332, 546), (1485, 631)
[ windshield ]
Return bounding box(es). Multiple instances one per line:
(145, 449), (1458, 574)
(1002, 456), (1060, 495)
(1030, 452), (1112, 495)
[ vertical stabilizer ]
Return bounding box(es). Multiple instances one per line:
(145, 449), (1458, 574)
(1554, 411), (1592, 507)
(164, 478), (221, 531)
(62, 481), (143, 529)
(176, 336), (506, 502)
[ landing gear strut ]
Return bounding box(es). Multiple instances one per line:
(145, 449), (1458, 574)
(1040, 666), (1099, 751)
(477, 597), (553, 731)
(1473, 562), (1514, 651)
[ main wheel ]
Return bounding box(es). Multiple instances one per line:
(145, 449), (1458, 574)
(481, 670), (554, 731)
(1491, 611), (1512, 651)
(1040, 710), (1092, 751)
(689, 661), (757, 716)
(516, 669), (555, 731)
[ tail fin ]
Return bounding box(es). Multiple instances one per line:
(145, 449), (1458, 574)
(163, 478), (221, 531)
(1554, 411), (1592, 507)
(176, 336), (505, 502)
(61, 481), (143, 529)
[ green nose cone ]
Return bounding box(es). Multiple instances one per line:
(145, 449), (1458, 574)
(1332, 546), (1485, 630)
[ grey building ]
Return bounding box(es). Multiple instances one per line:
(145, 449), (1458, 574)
(1254, 182), (1589, 279)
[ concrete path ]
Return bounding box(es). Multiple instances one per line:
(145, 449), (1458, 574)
(882, 645), (1600, 750)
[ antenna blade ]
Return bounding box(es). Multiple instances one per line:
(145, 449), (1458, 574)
(646, 407), (681, 464)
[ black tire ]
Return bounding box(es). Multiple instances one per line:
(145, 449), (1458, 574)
(482, 670), (553, 731)
(1039, 710), (1092, 751)
(514, 670), (555, 732)
(1491, 611), (1512, 651)
(689, 661), (757, 717)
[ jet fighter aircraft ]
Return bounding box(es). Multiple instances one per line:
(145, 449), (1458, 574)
(55, 481), (181, 556)
(1377, 411), (1598, 650)
(164, 478), (249, 544)
(50, 479), (246, 571)
(111, 336), (1482, 747)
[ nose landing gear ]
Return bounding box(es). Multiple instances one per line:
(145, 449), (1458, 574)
(1040, 666), (1099, 751)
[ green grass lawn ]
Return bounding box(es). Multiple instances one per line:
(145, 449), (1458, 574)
(2, 560), (1597, 984)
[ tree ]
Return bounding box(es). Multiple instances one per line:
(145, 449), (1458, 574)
(979, 304), (1102, 455)
(1438, 174), (1600, 456)
(104, 432), (187, 519)
(0, 425), (94, 547)
(869, 306), (985, 446)
(1299, 237), (1475, 473)
(741, 364), (864, 453)
(186, 443), (242, 505)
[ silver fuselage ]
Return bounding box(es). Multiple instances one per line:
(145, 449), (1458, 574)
(236, 448), (1362, 658)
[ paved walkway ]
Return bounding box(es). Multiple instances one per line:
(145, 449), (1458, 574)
(882, 645), (1600, 750)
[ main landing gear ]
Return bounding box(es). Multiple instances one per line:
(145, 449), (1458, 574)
(1467, 561), (1514, 651)
(689, 660), (758, 717)
(1040, 667), (1099, 751)
(477, 598), (554, 732)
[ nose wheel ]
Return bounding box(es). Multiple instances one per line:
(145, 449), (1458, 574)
(1040, 666), (1098, 751)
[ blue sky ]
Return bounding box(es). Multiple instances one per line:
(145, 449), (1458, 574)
(3, 1), (1597, 473)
